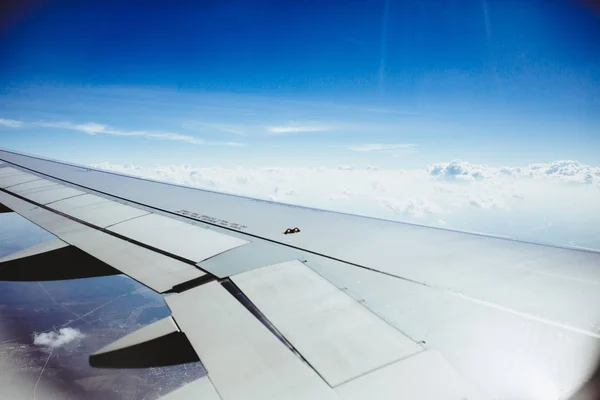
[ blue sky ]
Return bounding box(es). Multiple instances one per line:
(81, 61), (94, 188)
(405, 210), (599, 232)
(0, 0), (599, 167)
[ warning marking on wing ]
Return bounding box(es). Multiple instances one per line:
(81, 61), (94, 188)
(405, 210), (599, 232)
(175, 209), (248, 230)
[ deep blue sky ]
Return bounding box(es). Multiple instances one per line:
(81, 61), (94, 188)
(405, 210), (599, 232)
(1, 0), (599, 167)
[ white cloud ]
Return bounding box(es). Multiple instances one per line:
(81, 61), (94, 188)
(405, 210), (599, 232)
(348, 143), (416, 152)
(428, 160), (491, 181)
(92, 159), (600, 249)
(34, 121), (243, 147)
(181, 122), (246, 136)
(429, 159), (600, 184)
(466, 193), (510, 210)
(379, 197), (443, 217)
(349, 143), (417, 158)
(0, 118), (24, 128)
(267, 123), (335, 135)
(210, 124), (245, 135)
(33, 327), (85, 348)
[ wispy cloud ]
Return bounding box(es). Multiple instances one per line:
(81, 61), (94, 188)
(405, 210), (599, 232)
(349, 143), (417, 158)
(34, 121), (244, 146)
(180, 121), (246, 136)
(348, 143), (416, 152)
(210, 124), (246, 136)
(267, 123), (335, 135)
(0, 118), (24, 128)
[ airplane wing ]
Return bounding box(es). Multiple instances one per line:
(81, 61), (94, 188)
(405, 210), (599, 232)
(1, 148), (599, 399)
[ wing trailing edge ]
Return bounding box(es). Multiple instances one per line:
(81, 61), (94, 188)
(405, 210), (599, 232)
(89, 316), (200, 368)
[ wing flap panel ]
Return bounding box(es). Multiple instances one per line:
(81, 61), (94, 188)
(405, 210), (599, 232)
(0, 191), (206, 292)
(0, 166), (24, 176)
(48, 193), (151, 227)
(165, 281), (338, 400)
(60, 225), (206, 293)
(108, 213), (249, 263)
(0, 237), (68, 262)
(7, 178), (60, 193)
(17, 184), (85, 205)
(0, 238), (120, 281)
(198, 240), (305, 278)
(0, 169), (43, 188)
(233, 260), (422, 386)
(90, 317), (200, 368)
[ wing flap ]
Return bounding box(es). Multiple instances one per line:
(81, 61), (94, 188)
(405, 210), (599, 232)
(0, 238), (120, 281)
(18, 184), (84, 205)
(0, 191), (206, 292)
(7, 178), (60, 194)
(232, 260), (422, 386)
(198, 239), (305, 278)
(0, 168), (43, 188)
(48, 193), (151, 228)
(165, 281), (339, 400)
(90, 317), (199, 368)
(0, 237), (68, 262)
(107, 213), (249, 263)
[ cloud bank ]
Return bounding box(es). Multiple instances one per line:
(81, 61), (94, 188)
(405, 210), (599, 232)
(33, 327), (85, 348)
(92, 159), (600, 249)
(428, 159), (600, 184)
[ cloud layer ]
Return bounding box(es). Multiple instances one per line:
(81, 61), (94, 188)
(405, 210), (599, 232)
(93, 159), (600, 249)
(33, 327), (85, 348)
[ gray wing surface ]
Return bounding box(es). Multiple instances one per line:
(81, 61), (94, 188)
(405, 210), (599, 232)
(1, 148), (599, 399)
